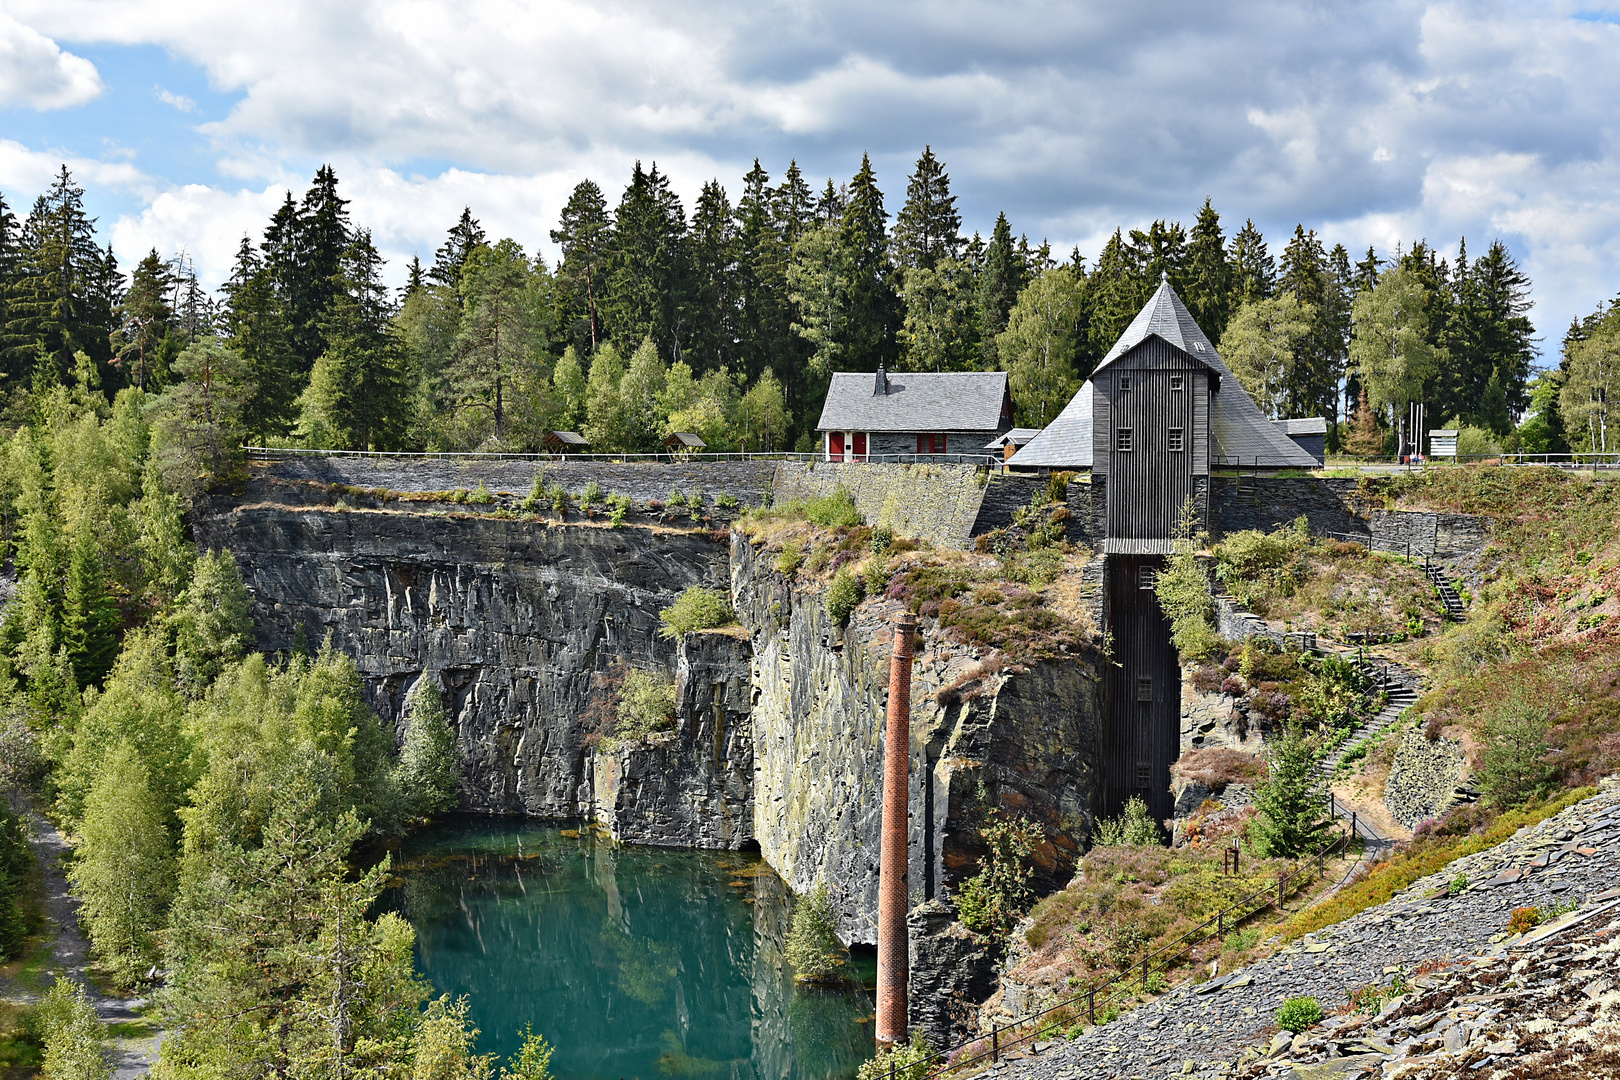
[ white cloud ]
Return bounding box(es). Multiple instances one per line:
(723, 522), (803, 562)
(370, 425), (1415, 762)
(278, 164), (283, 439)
(155, 86), (196, 112)
(0, 13), (102, 109)
(8, 0), (1620, 344)
(0, 138), (147, 198)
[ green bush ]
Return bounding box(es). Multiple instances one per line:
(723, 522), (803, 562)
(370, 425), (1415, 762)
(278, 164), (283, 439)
(715, 492), (739, 510)
(1478, 692), (1553, 808)
(666, 488), (688, 507)
(0, 800), (35, 962)
(824, 566), (865, 627)
(468, 483), (494, 505)
(612, 669), (676, 743)
(1275, 996), (1323, 1033)
(1155, 505), (1218, 662)
(394, 676), (460, 818)
(1091, 796), (1162, 847)
(581, 481), (602, 507)
(1296, 653), (1372, 733)
(547, 482), (568, 513)
(956, 813), (1041, 939)
(1222, 928), (1260, 953)
(804, 487), (861, 528)
(522, 474), (545, 514)
(855, 1029), (933, 1080)
(776, 541), (804, 574)
(870, 525), (894, 553)
(658, 587), (736, 640)
(784, 882), (848, 983)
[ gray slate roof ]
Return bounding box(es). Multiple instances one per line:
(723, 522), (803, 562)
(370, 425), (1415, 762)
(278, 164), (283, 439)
(985, 428), (1041, 449)
(1274, 417), (1328, 436)
(817, 370), (1009, 432)
(665, 432), (707, 447)
(547, 430), (590, 446)
(1008, 279), (1318, 469)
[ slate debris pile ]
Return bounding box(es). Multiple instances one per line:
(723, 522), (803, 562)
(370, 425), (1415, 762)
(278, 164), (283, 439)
(1232, 901), (1620, 1079)
(984, 778), (1620, 1080)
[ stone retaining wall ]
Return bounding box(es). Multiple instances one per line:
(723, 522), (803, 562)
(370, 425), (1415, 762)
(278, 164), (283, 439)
(1385, 727), (1471, 827)
(257, 454), (779, 506)
(773, 460), (991, 549)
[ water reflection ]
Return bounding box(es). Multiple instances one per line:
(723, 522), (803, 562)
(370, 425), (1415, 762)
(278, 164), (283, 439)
(379, 818), (876, 1080)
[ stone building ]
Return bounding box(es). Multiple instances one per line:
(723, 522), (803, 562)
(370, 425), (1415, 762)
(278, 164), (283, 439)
(816, 367), (1012, 462)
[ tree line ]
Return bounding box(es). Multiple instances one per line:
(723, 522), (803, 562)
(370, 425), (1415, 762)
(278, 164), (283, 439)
(0, 153), (1581, 465)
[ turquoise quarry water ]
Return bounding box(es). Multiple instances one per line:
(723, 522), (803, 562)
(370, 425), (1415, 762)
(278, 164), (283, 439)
(379, 817), (877, 1080)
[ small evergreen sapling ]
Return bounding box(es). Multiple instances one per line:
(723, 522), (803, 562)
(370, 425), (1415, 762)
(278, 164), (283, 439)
(784, 882), (848, 983)
(1251, 724), (1332, 858)
(395, 675), (460, 818)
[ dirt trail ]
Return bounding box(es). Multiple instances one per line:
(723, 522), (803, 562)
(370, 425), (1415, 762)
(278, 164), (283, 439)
(2, 797), (159, 1078)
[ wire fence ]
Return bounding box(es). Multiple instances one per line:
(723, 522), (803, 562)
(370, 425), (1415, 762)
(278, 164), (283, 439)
(242, 446), (1006, 467)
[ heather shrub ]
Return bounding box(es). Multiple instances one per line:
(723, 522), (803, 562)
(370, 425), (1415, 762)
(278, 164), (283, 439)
(1275, 996), (1323, 1033)
(659, 586), (736, 640)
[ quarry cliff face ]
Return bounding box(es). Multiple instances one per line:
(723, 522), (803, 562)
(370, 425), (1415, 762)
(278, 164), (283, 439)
(193, 503), (732, 816)
(730, 532), (1105, 946)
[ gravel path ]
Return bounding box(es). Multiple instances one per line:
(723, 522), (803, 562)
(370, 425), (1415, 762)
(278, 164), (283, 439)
(2, 798), (160, 1077)
(983, 777), (1620, 1080)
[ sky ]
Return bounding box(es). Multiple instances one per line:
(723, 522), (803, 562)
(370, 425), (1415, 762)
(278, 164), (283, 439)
(3, 0), (1620, 362)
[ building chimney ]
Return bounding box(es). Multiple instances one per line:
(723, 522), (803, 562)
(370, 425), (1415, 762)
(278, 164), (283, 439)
(876, 613), (916, 1047)
(875, 365), (888, 396)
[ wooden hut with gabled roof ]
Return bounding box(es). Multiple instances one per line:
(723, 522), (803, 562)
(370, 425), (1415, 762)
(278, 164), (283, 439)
(1007, 276), (1321, 824)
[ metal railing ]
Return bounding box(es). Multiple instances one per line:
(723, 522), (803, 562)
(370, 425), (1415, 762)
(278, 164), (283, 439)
(904, 819), (1364, 1076)
(242, 446), (1003, 468)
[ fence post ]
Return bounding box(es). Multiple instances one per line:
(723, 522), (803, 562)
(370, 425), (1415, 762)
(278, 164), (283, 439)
(1142, 955), (1149, 987)
(1277, 875), (1284, 908)
(992, 1027), (999, 1062)
(1351, 811), (1358, 839)
(890, 1062), (895, 1080)
(1217, 909), (1223, 935)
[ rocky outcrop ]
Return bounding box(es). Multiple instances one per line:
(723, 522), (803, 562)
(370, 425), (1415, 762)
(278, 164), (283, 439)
(591, 630), (755, 848)
(908, 900), (1001, 1049)
(194, 504), (731, 816)
(1385, 727), (1471, 828)
(731, 532), (1105, 945)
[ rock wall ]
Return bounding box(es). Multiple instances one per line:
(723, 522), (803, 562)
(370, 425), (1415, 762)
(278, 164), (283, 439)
(731, 532), (1105, 945)
(591, 630), (755, 848)
(773, 461), (991, 549)
(1385, 728), (1471, 828)
(193, 504), (730, 816)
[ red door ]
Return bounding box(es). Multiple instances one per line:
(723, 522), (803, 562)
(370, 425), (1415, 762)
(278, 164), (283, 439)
(853, 433), (867, 461)
(829, 432), (845, 461)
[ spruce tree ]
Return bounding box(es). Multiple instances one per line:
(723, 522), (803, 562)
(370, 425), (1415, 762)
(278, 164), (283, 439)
(1227, 219), (1275, 306)
(773, 160), (815, 247)
(1183, 198), (1234, 342)
(448, 239), (550, 446)
(1082, 228), (1144, 361)
(291, 166), (352, 368)
(978, 212), (1022, 365)
(891, 146), (962, 271)
(395, 675), (460, 817)
(1251, 724), (1332, 858)
(736, 161), (791, 388)
(113, 249), (175, 391)
(837, 154), (898, 372)
(550, 179), (612, 353)
(1278, 225), (1338, 421)
(221, 236), (298, 440)
(428, 207), (486, 302)
(687, 180), (739, 373)
(605, 161), (690, 361)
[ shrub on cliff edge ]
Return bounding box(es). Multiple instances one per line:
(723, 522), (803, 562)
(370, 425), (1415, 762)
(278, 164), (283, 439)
(824, 567), (865, 627)
(658, 587), (736, 640)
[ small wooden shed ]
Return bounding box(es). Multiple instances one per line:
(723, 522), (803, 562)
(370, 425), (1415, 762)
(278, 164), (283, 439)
(544, 431), (590, 455)
(664, 432), (706, 452)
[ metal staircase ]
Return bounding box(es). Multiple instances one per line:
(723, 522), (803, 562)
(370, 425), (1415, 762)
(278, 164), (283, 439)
(1310, 661), (1420, 789)
(1421, 558), (1467, 621)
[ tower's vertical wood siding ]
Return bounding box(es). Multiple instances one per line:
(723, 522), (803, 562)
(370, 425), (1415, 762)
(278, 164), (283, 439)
(1102, 555), (1180, 823)
(1100, 340), (1204, 541)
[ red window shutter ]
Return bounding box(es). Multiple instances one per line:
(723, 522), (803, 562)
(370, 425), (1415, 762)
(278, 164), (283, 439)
(916, 434), (924, 454)
(853, 433), (867, 458)
(830, 432), (844, 459)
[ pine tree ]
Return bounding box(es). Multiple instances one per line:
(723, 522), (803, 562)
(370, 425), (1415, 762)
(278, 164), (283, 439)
(148, 337), (253, 501)
(289, 165), (352, 370)
(1277, 225), (1340, 421)
(60, 490), (121, 690)
(977, 212), (1023, 365)
(891, 146), (962, 271)
(1251, 724), (1332, 858)
(394, 675), (460, 818)
(8, 168), (105, 383)
(773, 160), (815, 248)
(221, 236), (299, 440)
(447, 239), (551, 447)
(1183, 199), (1234, 342)
(1082, 228), (1144, 361)
(736, 161), (791, 387)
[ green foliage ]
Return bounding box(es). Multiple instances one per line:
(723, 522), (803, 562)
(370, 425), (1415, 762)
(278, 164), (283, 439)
(855, 1029), (933, 1080)
(0, 800), (34, 962)
(37, 979), (108, 1080)
(611, 668), (676, 744)
(168, 549), (254, 695)
(1275, 996), (1324, 1033)
(806, 487), (862, 528)
(1478, 692), (1553, 808)
(1223, 293), (1315, 419)
(658, 586), (736, 640)
(1091, 796), (1162, 847)
(581, 481), (602, 507)
(1295, 653), (1371, 733)
(666, 488), (688, 507)
(1222, 928), (1260, 953)
(408, 995), (491, 1080)
(1251, 724), (1332, 858)
(1448, 873), (1469, 896)
(956, 813), (1041, 939)
(500, 1025), (556, 1080)
(824, 566), (865, 627)
(394, 675), (461, 817)
(1155, 504), (1218, 662)
(776, 541), (804, 574)
(67, 742), (173, 988)
(784, 883), (848, 983)
(468, 482), (495, 505)
(714, 492), (739, 510)
(1351, 265), (1444, 427)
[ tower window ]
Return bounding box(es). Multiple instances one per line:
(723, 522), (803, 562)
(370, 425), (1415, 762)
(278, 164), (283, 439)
(1168, 427), (1184, 452)
(1139, 567), (1157, 590)
(1171, 374), (1184, 391)
(1116, 428), (1133, 452)
(1118, 375), (1132, 391)
(1135, 763), (1151, 787)
(1137, 677), (1153, 702)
